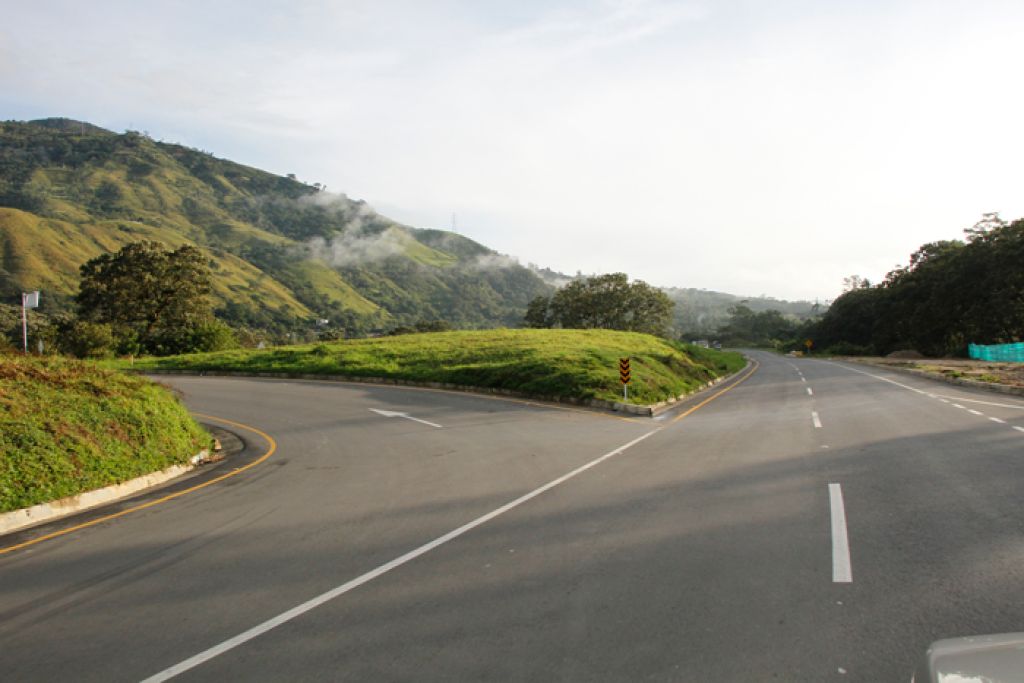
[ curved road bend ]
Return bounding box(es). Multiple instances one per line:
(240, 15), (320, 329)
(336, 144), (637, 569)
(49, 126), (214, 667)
(2, 352), (1023, 681)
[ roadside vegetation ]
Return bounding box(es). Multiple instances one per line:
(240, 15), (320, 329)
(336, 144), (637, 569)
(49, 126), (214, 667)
(807, 214), (1024, 357)
(127, 328), (746, 405)
(0, 354), (209, 513)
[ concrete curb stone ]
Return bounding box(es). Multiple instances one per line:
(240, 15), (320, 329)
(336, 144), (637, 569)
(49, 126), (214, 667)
(0, 449), (209, 535)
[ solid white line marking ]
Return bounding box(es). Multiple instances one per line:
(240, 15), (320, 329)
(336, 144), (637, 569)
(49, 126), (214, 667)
(141, 427), (664, 682)
(1014, 426), (1024, 433)
(807, 387), (814, 396)
(812, 411), (823, 429)
(829, 483), (852, 583)
(967, 409), (983, 416)
(933, 395), (1024, 411)
(834, 363), (1024, 411)
(989, 417), (1006, 424)
(370, 408), (443, 428)
(836, 365), (928, 395)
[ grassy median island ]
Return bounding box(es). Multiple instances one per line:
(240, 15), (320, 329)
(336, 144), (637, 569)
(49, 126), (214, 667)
(130, 329), (746, 405)
(0, 355), (209, 513)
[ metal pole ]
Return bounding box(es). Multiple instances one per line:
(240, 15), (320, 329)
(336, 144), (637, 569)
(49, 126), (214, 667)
(22, 293), (28, 354)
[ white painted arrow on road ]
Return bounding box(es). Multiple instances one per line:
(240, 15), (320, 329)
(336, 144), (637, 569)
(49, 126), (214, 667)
(369, 409), (443, 428)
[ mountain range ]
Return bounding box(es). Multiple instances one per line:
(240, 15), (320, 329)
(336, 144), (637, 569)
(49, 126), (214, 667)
(0, 118), (817, 339)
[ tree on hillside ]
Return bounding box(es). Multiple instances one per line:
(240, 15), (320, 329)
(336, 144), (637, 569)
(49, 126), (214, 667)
(524, 273), (674, 337)
(77, 241), (235, 355)
(716, 304), (799, 347)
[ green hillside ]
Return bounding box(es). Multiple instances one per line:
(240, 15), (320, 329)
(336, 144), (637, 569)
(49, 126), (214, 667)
(129, 328), (746, 405)
(0, 118), (550, 337)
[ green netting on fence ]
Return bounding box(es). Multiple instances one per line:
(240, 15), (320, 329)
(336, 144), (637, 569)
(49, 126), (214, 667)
(968, 342), (1024, 362)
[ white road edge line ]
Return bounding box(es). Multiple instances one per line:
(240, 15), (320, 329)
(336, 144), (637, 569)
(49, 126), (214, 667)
(933, 395), (1024, 411)
(834, 363), (1024, 411)
(141, 427), (664, 682)
(829, 483), (852, 583)
(812, 411), (823, 429)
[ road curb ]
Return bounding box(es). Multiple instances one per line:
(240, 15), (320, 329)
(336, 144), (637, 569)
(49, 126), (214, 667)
(0, 449), (209, 536)
(843, 359), (1024, 397)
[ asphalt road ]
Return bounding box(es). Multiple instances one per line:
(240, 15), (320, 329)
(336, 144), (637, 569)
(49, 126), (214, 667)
(2, 351), (1023, 681)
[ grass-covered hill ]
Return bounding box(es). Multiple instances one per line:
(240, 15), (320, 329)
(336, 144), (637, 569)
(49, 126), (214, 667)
(0, 354), (209, 513)
(0, 118), (550, 337)
(129, 328), (746, 405)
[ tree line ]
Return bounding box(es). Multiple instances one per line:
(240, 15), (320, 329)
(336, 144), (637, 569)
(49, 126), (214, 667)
(807, 214), (1023, 356)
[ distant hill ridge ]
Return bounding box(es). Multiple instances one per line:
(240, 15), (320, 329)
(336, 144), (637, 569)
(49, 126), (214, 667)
(0, 118), (817, 339)
(0, 118), (551, 337)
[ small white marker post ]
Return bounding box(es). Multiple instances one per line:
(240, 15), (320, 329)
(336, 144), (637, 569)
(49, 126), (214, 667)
(21, 290), (40, 354)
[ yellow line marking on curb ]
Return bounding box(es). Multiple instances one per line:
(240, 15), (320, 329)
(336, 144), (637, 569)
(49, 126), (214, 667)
(671, 360), (760, 423)
(0, 414), (276, 557)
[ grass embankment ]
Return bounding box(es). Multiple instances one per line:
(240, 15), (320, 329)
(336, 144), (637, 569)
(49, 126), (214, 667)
(0, 355), (209, 513)
(130, 329), (746, 405)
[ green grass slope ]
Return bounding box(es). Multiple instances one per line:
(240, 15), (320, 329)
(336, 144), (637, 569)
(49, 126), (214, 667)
(0, 354), (209, 512)
(130, 328), (746, 405)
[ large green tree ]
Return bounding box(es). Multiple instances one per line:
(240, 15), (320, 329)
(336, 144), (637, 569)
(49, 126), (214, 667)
(525, 273), (674, 337)
(77, 241), (233, 355)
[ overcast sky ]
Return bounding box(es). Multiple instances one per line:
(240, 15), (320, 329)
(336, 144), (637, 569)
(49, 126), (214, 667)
(3, 0), (1022, 301)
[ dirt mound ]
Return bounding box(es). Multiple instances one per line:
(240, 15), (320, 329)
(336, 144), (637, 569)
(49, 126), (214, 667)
(886, 349), (925, 359)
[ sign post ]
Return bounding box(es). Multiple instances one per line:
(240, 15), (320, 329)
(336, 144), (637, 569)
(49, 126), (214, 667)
(619, 357), (631, 401)
(22, 291), (40, 354)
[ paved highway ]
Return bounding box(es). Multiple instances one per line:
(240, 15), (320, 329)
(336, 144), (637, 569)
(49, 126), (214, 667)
(2, 351), (1023, 681)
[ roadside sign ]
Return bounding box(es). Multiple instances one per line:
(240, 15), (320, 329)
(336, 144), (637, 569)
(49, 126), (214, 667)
(21, 291), (40, 354)
(804, 339), (813, 352)
(619, 357), (631, 401)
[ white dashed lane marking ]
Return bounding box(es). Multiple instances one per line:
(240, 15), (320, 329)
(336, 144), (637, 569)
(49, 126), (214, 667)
(829, 483), (852, 583)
